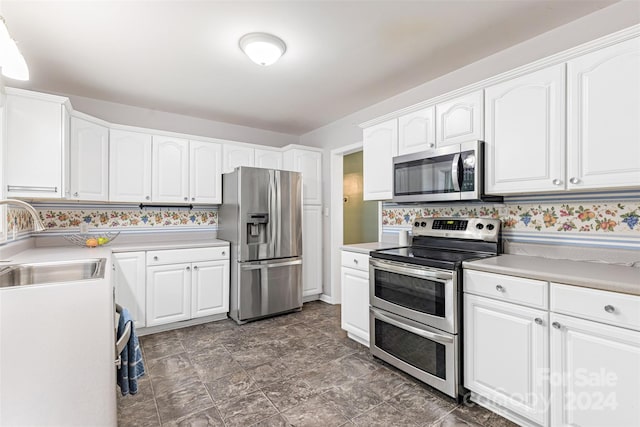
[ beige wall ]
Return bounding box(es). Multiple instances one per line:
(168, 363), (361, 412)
(343, 151), (378, 244)
(303, 2), (640, 298)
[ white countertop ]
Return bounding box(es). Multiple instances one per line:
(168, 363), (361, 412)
(341, 242), (401, 254)
(463, 254), (640, 296)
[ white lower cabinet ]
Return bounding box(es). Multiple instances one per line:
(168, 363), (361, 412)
(146, 263), (191, 326)
(191, 260), (230, 318)
(113, 252), (146, 329)
(340, 250), (371, 346)
(464, 293), (549, 426)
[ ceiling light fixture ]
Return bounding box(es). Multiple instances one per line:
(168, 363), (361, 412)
(239, 32), (286, 67)
(0, 16), (29, 81)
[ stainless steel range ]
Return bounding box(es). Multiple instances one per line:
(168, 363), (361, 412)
(369, 217), (501, 399)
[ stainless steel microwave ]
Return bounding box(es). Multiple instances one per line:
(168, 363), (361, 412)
(392, 140), (502, 203)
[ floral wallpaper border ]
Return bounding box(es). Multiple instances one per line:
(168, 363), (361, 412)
(6, 207), (218, 234)
(382, 201), (640, 235)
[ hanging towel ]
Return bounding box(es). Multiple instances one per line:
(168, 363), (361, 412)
(117, 307), (145, 395)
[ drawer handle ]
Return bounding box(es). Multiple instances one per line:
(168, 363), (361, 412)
(534, 318), (543, 326)
(353, 259), (359, 264)
(222, 251), (226, 256)
(186, 266), (191, 271)
(193, 265), (198, 270)
(552, 321), (561, 329)
(153, 256), (159, 261)
(495, 285), (504, 292)
(604, 305), (615, 314)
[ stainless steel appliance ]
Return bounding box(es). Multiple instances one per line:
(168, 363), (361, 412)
(369, 217), (501, 398)
(392, 140), (502, 203)
(219, 167), (303, 324)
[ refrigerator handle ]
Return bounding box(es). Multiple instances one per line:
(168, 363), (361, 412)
(268, 170), (276, 256)
(274, 170), (282, 256)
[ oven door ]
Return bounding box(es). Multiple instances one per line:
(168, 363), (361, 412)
(370, 258), (457, 334)
(370, 307), (458, 398)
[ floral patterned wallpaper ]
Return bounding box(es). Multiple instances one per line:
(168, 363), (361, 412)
(6, 207), (218, 235)
(382, 201), (640, 236)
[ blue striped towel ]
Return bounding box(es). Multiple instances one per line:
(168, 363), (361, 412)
(117, 308), (145, 395)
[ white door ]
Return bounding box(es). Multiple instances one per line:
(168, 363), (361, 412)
(255, 148), (283, 169)
(69, 117), (109, 201)
(146, 263), (191, 326)
(109, 129), (152, 202)
(550, 313), (640, 427)
(222, 144), (254, 173)
(189, 140), (222, 204)
(567, 37), (640, 190)
(283, 149), (323, 205)
(363, 119), (397, 200)
(485, 64), (566, 194)
(398, 107), (436, 155)
(5, 94), (66, 198)
(340, 266), (370, 346)
(464, 294), (549, 426)
(113, 252), (146, 329)
(435, 90), (483, 147)
(303, 205), (323, 297)
(152, 136), (189, 203)
(191, 260), (229, 318)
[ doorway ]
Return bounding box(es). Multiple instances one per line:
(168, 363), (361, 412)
(343, 151), (378, 244)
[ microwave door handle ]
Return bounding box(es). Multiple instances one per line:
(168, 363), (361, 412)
(371, 308), (454, 344)
(451, 153), (461, 192)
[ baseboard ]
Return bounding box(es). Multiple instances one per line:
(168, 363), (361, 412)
(469, 392), (542, 427)
(347, 332), (370, 348)
(137, 313), (228, 336)
(319, 293), (337, 304)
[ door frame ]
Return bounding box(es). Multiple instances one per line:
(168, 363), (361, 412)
(328, 141), (365, 304)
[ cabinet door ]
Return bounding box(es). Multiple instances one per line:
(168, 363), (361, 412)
(109, 129), (152, 202)
(436, 90), (483, 147)
(485, 64), (566, 194)
(340, 265), (370, 346)
(222, 144), (254, 173)
(283, 149), (322, 205)
(5, 94), (66, 198)
(398, 107), (435, 155)
(146, 263), (191, 327)
(113, 252), (146, 329)
(191, 260), (229, 318)
(363, 119), (397, 200)
(255, 148), (283, 169)
(189, 140), (222, 204)
(464, 294), (549, 426)
(69, 117), (109, 201)
(567, 37), (640, 190)
(303, 205), (323, 297)
(550, 313), (640, 427)
(152, 136), (189, 203)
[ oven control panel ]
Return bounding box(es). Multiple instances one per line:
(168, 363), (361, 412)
(412, 217), (500, 242)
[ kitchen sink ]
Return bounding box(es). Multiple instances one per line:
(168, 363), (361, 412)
(0, 258), (107, 288)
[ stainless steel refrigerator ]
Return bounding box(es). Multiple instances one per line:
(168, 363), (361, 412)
(219, 167), (303, 324)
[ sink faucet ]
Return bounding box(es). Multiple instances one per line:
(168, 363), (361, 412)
(0, 199), (46, 232)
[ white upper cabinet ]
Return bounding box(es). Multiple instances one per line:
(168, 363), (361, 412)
(485, 64), (566, 194)
(255, 148), (283, 169)
(283, 147), (323, 205)
(152, 136), (189, 203)
(69, 116), (109, 201)
(4, 90), (69, 199)
(397, 107), (436, 155)
(567, 37), (640, 190)
(436, 90), (483, 147)
(223, 144), (254, 173)
(109, 129), (153, 202)
(363, 119), (397, 200)
(189, 140), (222, 204)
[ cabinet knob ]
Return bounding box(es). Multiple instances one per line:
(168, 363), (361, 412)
(153, 256), (158, 261)
(191, 197), (195, 201)
(186, 266), (191, 271)
(353, 259), (359, 264)
(73, 192), (79, 197)
(428, 143), (435, 148)
(222, 251), (226, 256)
(534, 318), (544, 325)
(495, 285), (504, 292)
(552, 321), (562, 329)
(604, 305), (615, 313)
(193, 265), (199, 270)
(184, 197), (188, 201)
(552, 179), (562, 186)
(569, 177), (580, 185)
(146, 196), (150, 200)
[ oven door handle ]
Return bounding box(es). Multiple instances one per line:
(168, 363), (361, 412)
(370, 259), (452, 281)
(371, 308), (454, 344)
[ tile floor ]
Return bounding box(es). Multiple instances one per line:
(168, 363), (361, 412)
(117, 301), (516, 427)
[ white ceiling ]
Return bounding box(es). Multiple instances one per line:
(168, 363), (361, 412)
(2, 0), (618, 135)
